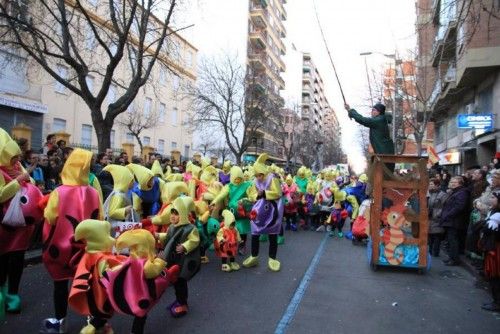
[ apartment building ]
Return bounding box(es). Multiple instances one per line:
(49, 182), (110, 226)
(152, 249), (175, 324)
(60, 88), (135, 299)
(245, 0), (287, 162)
(416, 0), (500, 173)
(0, 1), (197, 160)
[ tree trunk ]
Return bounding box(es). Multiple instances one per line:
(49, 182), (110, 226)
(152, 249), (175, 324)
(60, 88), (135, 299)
(95, 119), (112, 154)
(235, 152), (242, 165)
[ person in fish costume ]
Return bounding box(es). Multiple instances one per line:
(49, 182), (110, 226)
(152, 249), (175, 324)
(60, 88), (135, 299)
(242, 154), (284, 272)
(102, 165), (141, 238)
(211, 166), (253, 255)
(0, 129), (44, 315)
(128, 164), (164, 219)
(101, 229), (179, 334)
(282, 174), (299, 231)
(148, 181), (189, 234)
(215, 210), (241, 272)
(294, 166), (309, 194)
(218, 160), (232, 185)
(69, 220), (123, 334)
(40, 149), (103, 334)
(158, 197), (200, 318)
(326, 200), (349, 238)
(194, 201), (220, 264)
(344, 174), (368, 205)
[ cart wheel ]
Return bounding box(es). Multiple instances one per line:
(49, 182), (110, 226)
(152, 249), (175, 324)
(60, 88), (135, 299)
(370, 263), (378, 271)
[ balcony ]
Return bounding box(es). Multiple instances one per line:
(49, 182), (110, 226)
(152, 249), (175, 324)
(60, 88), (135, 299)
(249, 30), (267, 49)
(248, 53), (266, 71)
(432, 0), (440, 24)
(250, 8), (268, 29)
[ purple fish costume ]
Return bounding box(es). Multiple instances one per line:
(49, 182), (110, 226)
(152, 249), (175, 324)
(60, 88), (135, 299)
(250, 174), (284, 235)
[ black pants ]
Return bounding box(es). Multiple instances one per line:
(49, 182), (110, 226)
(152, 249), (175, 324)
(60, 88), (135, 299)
(490, 278), (500, 304)
(428, 233), (443, 257)
(0, 250), (25, 294)
(445, 227), (460, 263)
(221, 257), (235, 264)
(174, 278), (188, 305)
(251, 234), (278, 259)
(285, 214), (297, 228)
(132, 316), (147, 334)
(53, 280), (70, 320)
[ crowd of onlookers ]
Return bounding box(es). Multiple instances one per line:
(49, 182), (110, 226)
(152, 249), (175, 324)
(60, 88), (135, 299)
(428, 159), (500, 312)
(17, 134), (189, 197)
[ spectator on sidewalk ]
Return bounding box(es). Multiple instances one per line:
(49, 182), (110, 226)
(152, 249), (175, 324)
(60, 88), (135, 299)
(440, 176), (470, 266)
(428, 178), (447, 257)
(41, 134), (57, 155)
(480, 192), (500, 312)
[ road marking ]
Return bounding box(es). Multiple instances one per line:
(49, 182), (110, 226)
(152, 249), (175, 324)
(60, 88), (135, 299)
(274, 234), (329, 334)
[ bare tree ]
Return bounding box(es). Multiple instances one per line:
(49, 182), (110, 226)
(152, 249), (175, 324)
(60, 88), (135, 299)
(295, 121), (319, 168)
(117, 104), (159, 154)
(0, 0), (183, 152)
(185, 53), (273, 164)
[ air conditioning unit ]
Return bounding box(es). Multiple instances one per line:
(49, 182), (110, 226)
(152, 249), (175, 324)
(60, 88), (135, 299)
(464, 103), (475, 114)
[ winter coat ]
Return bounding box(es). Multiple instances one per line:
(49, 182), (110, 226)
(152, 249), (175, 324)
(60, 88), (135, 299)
(347, 109), (395, 155)
(439, 186), (470, 229)
(428, 190), (447, 234)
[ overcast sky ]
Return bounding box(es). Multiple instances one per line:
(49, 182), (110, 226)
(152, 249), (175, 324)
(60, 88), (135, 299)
(176, 0), (416, 172)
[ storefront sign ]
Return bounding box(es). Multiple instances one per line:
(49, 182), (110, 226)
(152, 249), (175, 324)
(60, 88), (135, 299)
(438, 151), (460, 165)
(0, 95), (48, 114)
(457, 114), (493, 129)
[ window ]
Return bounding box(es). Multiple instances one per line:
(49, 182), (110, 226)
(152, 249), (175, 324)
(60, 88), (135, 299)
(171, 107), (178, 125)
(184, 145), (190, 158)
(53, 118), (66, 132)
(107, 84), (116, 103)
(144, 97), (152, 117)
(171, 141), (177, 149)
(54, 65), (67, 93)
(159, 103), (166, 123)
(81, 124), (93, 146)
(86, 75), (94, 94)
(159, 65), (167, 85)
(157, 139), (165, 154)
(143, 136), (150, 146)
(126, 132), (134, 143)
(109, 42), (117, 56)
(0, 50), (28, 94)
(110, 129), (115, 148)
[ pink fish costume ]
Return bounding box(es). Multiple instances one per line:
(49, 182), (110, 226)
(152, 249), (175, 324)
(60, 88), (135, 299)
(0, 129), (43, 314)
(40, 148), (103, 334)
(101, 229), (179, 319)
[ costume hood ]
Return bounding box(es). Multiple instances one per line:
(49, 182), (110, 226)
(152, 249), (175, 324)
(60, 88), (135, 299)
(230, 166), (244, 184)
(285, 174), (293, 186)
(162, 181), (188, 203)
(221, 209), (236, 228)
(200, 165), (218, 184)
(127, 163), (154, 190)
(0, 128), (21, 167)
(296, 166), (307, 178)
(151, 160), (165, 179)
(171, 197), (190, 225)
(222, 160), (232, 173)
(74, 219), (115, 253)
(253, 153), (269, 175)
(61, 148), (92, 186)
(116, 229), (156, 261)
(103, 164), (134, 192)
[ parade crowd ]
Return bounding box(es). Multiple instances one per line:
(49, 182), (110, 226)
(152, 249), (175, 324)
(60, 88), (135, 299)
(0, 128), (499, 334)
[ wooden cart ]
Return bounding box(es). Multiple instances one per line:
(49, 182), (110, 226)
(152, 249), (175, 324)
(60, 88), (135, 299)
(369, 155), (429, 273)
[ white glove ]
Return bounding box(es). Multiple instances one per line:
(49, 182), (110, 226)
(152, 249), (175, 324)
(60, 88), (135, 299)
(486, 212), (500, 231)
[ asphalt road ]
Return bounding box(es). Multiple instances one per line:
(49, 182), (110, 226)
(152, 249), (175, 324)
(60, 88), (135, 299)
(2, 229), (499, 334)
